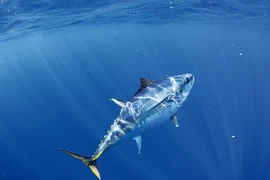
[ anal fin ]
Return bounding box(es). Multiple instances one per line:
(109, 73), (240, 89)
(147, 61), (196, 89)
(170, 114), (179, 127)
(133, 136), (142, 154)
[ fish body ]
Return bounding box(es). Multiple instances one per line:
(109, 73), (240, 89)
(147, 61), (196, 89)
(60, 74), (195, 179)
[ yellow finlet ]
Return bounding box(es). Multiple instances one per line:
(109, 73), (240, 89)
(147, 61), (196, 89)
(92, 149), (104, 161)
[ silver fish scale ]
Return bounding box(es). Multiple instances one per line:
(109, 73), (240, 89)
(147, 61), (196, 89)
(128, 78), (176, 121)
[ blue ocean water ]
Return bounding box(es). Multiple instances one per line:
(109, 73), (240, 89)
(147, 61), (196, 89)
(0, 0), (270, 179)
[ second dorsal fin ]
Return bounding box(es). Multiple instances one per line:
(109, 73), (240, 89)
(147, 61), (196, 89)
(133, 77), (155, 97)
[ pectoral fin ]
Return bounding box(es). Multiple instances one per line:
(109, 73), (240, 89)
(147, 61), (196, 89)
(133, 136), (142, 154)
(110, 98), (126, 108)
(170, 114), (179, 127)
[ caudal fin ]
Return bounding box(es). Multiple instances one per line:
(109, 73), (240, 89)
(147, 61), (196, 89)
(59, 148), (101, 180)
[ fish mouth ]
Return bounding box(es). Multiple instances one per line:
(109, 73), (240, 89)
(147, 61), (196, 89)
(188, 74), (195, 85)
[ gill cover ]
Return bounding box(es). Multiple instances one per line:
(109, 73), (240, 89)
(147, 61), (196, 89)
(59, 148), (101, 180)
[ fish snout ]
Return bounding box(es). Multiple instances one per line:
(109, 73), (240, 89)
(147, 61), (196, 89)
(185, 74), (194, 84)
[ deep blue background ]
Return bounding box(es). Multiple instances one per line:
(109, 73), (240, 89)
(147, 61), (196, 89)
(0, 0), (270, 180)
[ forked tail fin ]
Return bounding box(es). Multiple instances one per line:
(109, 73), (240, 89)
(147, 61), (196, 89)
(59, 148), (101, 180)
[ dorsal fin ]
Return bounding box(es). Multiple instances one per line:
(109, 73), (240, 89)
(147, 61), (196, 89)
(133, 77), (155, 97)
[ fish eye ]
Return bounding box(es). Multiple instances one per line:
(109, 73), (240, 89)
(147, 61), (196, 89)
(185, 77), (190, 83)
